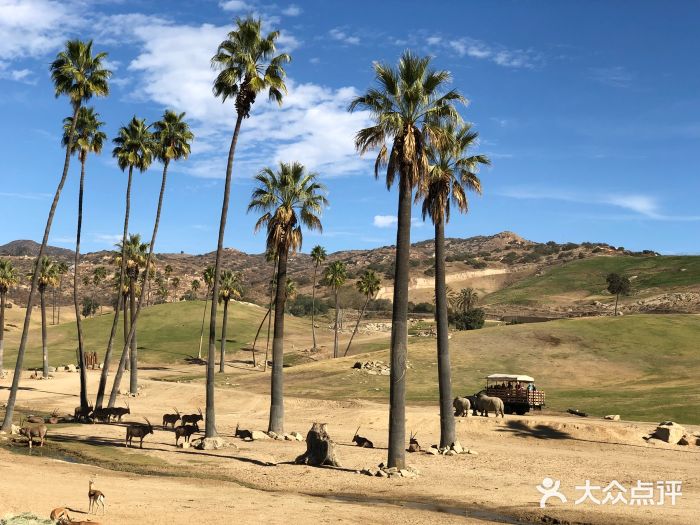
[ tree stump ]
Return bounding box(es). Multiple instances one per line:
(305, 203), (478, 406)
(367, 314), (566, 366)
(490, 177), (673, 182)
(295, 422), (341, 467)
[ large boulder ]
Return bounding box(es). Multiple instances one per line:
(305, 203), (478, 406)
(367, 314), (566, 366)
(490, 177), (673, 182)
(250, 430), (270, 440)
(652, 422), (686, 444)
(604, 415), (620, 421)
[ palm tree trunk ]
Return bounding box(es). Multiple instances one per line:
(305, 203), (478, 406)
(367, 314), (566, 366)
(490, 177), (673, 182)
(94, 166), (133, 409)
(387, 174), (412, 469)
(333, 290), (340, 358)
(73, 155), (89, 411)
(123, 295), (130, 371)
(268, 249), (288, 434)
(52, 288), (56, 325)
(57, 278), (62, 324)
(263, 261), (277, 372)
(434, 218), (455, 448)
(344, 296), (369, 357)
(311, 264), (318, 350)
(197, 287), (210, 360)
(41, 289), (49, 378)
(206, 113), (244, 439)
(251, 308), (269, 365)
(0, 292), (6, 376)
(219, 300), (228, 373)
(1, 104), (79, 432)
(128, 279), (138, 395)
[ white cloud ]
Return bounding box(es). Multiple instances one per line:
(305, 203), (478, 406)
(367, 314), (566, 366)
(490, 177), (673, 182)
(282, 4), (301, 16)
(373, 215), (397, 228)
(329, 28), (360, 45)
(590, 66), (633, 88)
(219, 0), (250, 12)
(93, 233), (123, 246)
(427, 35), (541, 69)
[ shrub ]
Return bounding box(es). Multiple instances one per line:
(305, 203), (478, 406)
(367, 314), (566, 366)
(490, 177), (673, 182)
(561, 242), (579, 251)
(423, 267), (435, 276)
(519, 252), (542, 264)
(81, 297), (99, 318)
(287, 294), (329, 316)
(470, 260), (487, 269)
(501, 252), (519, 265)
(410, 301), (435, 314)
(454, 308), (485, 330)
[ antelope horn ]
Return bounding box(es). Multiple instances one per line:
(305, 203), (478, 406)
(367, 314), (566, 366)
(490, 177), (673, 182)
(198, 407), (203, 416)
(354, 426), (361, 437)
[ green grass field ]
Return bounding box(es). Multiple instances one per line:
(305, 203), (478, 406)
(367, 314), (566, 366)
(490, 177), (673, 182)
(483, 255), (700, 306)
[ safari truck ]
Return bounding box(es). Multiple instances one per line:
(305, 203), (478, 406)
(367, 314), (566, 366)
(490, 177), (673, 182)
(484, 374), (545, 415)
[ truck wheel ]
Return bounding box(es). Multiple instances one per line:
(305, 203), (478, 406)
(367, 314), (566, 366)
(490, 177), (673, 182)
(515, 407), (528, 415)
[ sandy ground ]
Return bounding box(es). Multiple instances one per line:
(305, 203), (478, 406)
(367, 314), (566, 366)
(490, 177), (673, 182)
(1, 368), (698, 524)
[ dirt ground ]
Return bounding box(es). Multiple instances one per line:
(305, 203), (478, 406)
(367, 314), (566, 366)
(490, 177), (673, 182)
(1, 368), (698, 524)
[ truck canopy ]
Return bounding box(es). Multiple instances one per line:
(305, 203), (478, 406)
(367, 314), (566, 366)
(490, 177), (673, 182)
(486, 373), (535, 383)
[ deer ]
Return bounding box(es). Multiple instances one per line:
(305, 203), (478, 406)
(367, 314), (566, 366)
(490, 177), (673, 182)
(110, 402), (130, 422)
(162, 407), (181, 429)
(181, 407), (203, 427)
(48, 408), (61, 424)
(88, 479), (106, 515)
(50, 507), (71, 523)
(125, 417), (154, 449)
(407, 430), (421, 453)
(174, 423), (199, 446)
(352, 426), (374, 448)
(234, 423), (252, 440)
(18, 422), (47, 449)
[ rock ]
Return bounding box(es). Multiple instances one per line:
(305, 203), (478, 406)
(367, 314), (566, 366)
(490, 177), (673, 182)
(604, 415), (620, 421)
(250, 430), (270, 440)
(48, 366), (56, 373)
(399, 469), (415, 478)
(193, 436), (230, 450)
(11, 424), (20, 435)
(98, 363), (104, 369)
(445, 450), (457, 456)
(376, 469), (388, 478)
(291, 431), (304, 441)
(452, 441), (464, 454)
(652, 422), (686, 444)
(467, 449), (478, 455)
(178, 441), (191, 449)
(678, 435), (690, 446)
(283, 433), (294, 441)
(66, 364), (77, 372)
(267, 431), (279, 440)
(426, 447), (439, 455)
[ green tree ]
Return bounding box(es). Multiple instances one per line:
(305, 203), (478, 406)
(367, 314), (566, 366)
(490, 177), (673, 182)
(2, 40), (110, 431)
(0, 259), (19, 377)
(218, 270), (241, 373)
(198, 266), (215, 360)
(29, 257), (60, 379)
(55, 261), (70, 324)
(97, 117), (154, 409)
(205, 17), (290, 440)
(248, 162), (327, 433)
(92, 266), (108, 314)
(309, 245), (327, 350)
(418, 121), (489, 448)
(344, 270), (381, 357)
(454, 287), (479, 313)
(606, 273), (631, 316)
(349, 51), (463, 467)
(191, 279), (201, 295)
(324, 261), (347, 359)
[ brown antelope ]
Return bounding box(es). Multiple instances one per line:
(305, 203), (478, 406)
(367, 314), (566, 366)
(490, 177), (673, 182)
(74, 405), (93, 423)
(88, 479), (106, 515)
(125, 417), (154, 448)
(234, 423), (252, 439)
(162, 407), (181, 429)
(110, 402), (130, 422)
(91, 407), (111, 424)
(352, 426), (374, 448)
(50, 507), (71, 522)
(181, 407), (203, 427)
(19, 423), (47, 449)
(26, 414), (45, 424)
(407, 430), (421, 453)
(174, 423), (199, 446)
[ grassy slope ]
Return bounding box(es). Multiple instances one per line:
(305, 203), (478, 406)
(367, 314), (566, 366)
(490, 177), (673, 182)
(229, 313), (700, 425)
(483, 255), (700, 306)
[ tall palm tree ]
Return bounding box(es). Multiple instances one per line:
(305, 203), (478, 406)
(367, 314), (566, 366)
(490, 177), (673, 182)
(418, 122), (489, 448)
(205, 17), (290, 440)
(344, 270), (381, 357)
(198, 266), (215, 360)
(218, 270), (241, 373)
(0, 259), (19, 377)
(1, 40), (110, 431)
(324, 261), (347, 358)
(309, 245), (326, 350)
(251, 250), (276, 370)
(64, 105), (106, 410)
(95, 117), (153, 409)
(55, 262), (69, 324)
(349, 51), (464, 468)
(248, 162), (327, 433)
(29, 257), (60, 379)
(92, 266), (107, 314)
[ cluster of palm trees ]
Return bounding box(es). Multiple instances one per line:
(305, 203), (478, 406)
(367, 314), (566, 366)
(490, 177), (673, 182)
(1, 17), (489, 472)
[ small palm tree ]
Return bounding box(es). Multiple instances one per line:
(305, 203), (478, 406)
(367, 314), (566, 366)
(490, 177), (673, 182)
(29, 257), (60, 379)
(344, 270), (381, 357)
(0, 259), (19, 376)
(55, 261), (69, 324)
(191, 279), (201, 296)
(2, 40), (110, 431)
(198, 266), (215, 360)
(418, 121), (489, 448)
(324, 261), (347, 358)
(218, 270), (241, 373)
(349, 51), (463, 468)
(309, 245), (327, 350)
(248, 162), (327, 433)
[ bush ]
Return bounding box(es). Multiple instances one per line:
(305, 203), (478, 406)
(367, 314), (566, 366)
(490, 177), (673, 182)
(592, 247), (603, 253)
(409, 259), (421, 267)
(410, 301), (435, 314)
(81, 297), (99, 318)
(368, 298), (392, 312)
(470, 260), (487, 269)
(501, 252), (519, 265)
(423, 267), (435, 276)
(181, 290), (198, 301)
(287, 294), (329, 316)
(519, 252), (542, 264)
(454, 308), (485, 330)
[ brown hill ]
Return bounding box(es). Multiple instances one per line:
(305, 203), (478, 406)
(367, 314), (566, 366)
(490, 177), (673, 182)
(0, 239), (74, 259)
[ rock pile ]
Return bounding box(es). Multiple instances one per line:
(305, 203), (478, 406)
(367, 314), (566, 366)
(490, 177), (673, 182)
(424, 441), (478, 456)
(644, 421), (700, 446)
(361, 464), (420, 478)
(352, 360), (413, 375)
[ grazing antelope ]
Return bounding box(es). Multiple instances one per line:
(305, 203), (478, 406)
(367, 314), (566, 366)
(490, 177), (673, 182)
(74, 405), (94, 423)
(50, 507), (71, 523)
(162, 408), (181, 429)
(125, 418), (154, 449)
(352, 426), (374, 448)
(110, 402), (130, 422)
(234, 423), (252, 439)
(174, 423), (199, 446)
(181, 408), (203, 427)
(19, 423), (47, 449)
(88, 479), (106, 515)
(91, 407), (112, 424)
(407, 430), (421, 453)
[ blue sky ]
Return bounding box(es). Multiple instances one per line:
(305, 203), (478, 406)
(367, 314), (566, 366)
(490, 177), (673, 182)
(1, 0), (699, 255)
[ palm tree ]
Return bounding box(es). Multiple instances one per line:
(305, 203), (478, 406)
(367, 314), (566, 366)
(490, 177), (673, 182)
(63, 105), (106, 412)
(191, 279), (200, 295)
(248, 162), (327, 433)
(29, 257), (60, 379)
(205, 17), (290, 440)
(95, 117), (153, 409)
(197, 266), (215, 360)
(349, 51), (464, 468)
(309, 245), (326, 350)
(324, 261), (347, 358)
(164, 264), (173, 284)
(455, 287), (479, 314)
(251, 250), (277, 370)
(218, 270), (241, 373)
(0, 259), (19, 377)
(92, 266), (107, 314)
(1, 40), (110, 431)
(344, 270), (381, 357)
(418, 122), (489, 448)
(53, 261), (69, 325)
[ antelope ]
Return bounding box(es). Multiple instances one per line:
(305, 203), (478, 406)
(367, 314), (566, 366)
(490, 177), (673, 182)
(50, 507), (71, 523)
(174, 423), (199, 446)
(162, 407), (181, 429)
(19, 423), (47, 449)
(352, 426), (374, 448)
(234, 423), (252, 439)
(110, 402), (130, 422)
(48, 409), (60, 424)
(91, 407), (112, 424)
(74, 405), (93, 423)
(88, 479), (106, 515)
(181, 407), (203, 427)
(26, 414), (45, 424)
(125, 418), (154, 449)
(407, 430), (421, 453)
